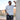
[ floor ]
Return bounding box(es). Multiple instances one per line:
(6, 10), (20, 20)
(0, 16), (16, 20)
(0, 19), (6, 20)
(0, 16), (6, 20)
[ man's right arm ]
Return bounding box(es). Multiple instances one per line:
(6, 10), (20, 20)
(5, 10), (9, 15)
(5, 6), (9, 15)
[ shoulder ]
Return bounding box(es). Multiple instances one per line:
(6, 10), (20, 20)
(6, 5), (9, 8)
(11, 5), (15, 7)
(6, 5), (9, 7)
(11, 5), (13, 6)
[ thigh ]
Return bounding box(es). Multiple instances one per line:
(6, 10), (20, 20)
(11, 15), (13, 20)
(7, 15), (9, 20)
(9, 16), (11, 20)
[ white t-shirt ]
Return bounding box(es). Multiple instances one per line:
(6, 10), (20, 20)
(5, 5), (14, 15)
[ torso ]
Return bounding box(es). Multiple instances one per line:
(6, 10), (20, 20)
(6, 5), (14, 15)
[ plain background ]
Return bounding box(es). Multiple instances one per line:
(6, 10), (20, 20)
(16, 0), (20, 20)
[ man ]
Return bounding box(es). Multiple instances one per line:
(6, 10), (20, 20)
(5, 1), (14, 20)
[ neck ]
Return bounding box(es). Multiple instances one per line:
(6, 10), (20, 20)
(9, 4), (11, 6)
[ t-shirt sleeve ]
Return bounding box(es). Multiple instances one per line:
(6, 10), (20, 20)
(5, 6), (8, 13)
(5, 6), (8, 10)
